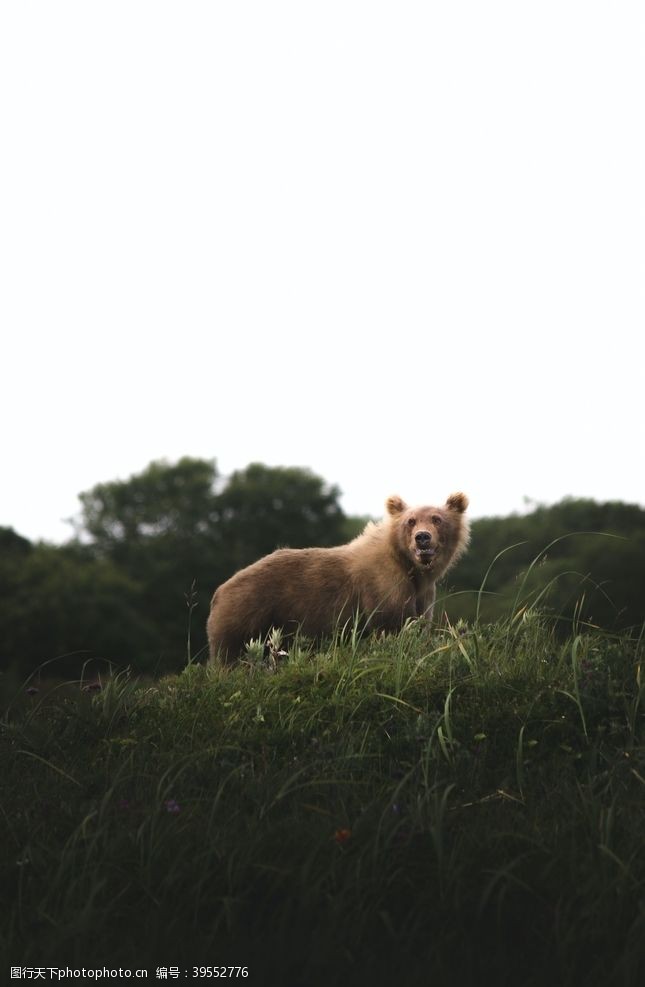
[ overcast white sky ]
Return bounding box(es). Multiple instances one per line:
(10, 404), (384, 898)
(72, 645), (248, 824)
(1, 1), (643, 544)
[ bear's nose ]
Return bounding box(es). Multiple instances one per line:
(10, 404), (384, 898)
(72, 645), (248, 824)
(415, 530), (433, 547)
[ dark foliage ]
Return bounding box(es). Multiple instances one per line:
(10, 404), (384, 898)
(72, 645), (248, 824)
(446, 498), (645, 634)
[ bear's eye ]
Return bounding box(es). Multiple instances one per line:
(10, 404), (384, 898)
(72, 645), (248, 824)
(407, 517), (416, 527)
(432, 515), (443, 525)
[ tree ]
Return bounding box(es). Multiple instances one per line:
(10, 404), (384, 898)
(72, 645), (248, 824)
(0, 526), (32, 558)
(76, 457), (221, 558)
(72, 458), (222, 668)
(215, 462), (347, 571)
(0, 542), (158, 679)
(71, 459), (349, 671)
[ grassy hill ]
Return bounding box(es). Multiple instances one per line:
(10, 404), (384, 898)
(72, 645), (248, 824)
(2, 616), (644, 985)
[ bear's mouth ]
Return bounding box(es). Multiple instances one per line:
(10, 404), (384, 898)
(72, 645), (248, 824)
(415, 548), (436, 566)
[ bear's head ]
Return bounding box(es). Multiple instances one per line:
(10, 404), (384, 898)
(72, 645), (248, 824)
(386, 492), (470, 576)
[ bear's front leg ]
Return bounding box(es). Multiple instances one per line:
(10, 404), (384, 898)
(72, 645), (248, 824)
(416, 583), (437, 625)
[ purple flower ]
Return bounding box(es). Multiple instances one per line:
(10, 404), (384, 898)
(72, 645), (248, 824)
(164, 799), (181, 815)
(26, 687), (39, 696)
(117, 798), (131, 811)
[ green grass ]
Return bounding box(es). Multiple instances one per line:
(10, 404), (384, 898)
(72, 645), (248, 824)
(1, 616), (644, 985)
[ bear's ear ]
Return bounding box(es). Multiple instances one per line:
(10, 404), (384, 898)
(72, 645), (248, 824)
(446, 492), (469, 513)
(386, 495), (407, 517)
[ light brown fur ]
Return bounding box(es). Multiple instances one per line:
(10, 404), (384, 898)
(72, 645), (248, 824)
(207, 492), (469, 664)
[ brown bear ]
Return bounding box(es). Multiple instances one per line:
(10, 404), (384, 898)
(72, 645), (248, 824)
(207, 492), (469, 664)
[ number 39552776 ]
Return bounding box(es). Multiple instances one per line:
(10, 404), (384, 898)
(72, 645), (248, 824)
(192, 968), (249, 979)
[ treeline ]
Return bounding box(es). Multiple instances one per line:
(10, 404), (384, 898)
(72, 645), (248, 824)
(0, 459), (361, 680)
(1, 457), (643, 681)
(448, 498), (645, 631)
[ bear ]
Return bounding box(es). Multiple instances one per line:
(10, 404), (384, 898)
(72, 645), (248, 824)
(207, 492), (469, 664)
